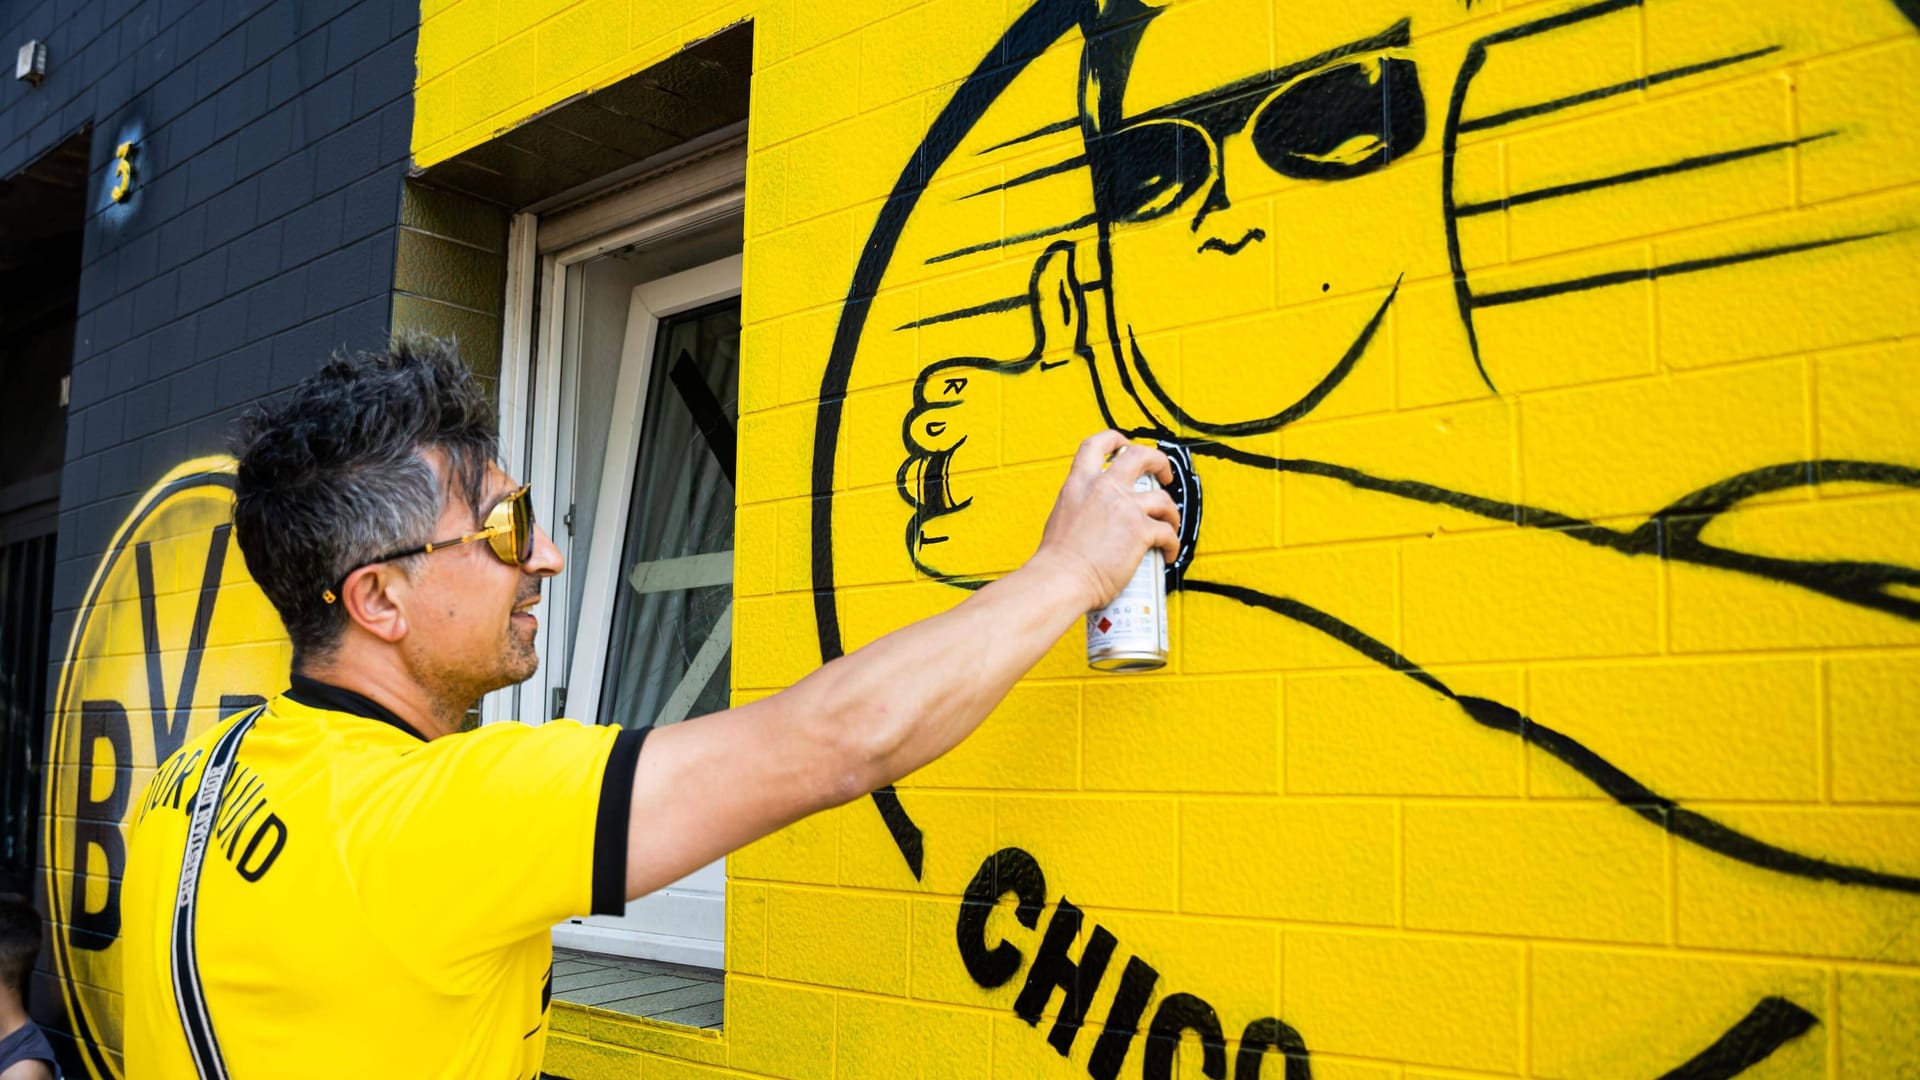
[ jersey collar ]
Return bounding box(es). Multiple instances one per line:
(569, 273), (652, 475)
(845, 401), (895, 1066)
(286, 673), (429, 742)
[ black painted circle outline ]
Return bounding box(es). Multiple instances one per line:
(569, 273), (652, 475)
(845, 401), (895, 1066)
(809, 0), (1085, 877)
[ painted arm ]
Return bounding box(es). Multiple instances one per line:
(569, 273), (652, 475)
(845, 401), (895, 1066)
(621, 432), (1180, 900)
(900, 242), (1160, 585)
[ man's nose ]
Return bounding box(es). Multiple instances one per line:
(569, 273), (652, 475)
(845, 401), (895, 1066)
(524, 523), (564, 577)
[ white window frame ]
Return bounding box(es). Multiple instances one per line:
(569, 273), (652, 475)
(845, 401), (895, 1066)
(561, 255), (742, 726)
(486, 144), (745, 729)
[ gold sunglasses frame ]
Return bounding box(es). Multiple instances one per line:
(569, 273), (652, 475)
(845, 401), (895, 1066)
(321, 485), (535, 604)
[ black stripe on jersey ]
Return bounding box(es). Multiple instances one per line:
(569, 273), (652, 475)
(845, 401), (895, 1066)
(172, 705), (266, 1080)
(287, 673), (428, 741)
(592, 728), (650, 915)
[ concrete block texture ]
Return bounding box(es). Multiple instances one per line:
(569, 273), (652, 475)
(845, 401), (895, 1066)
(25, 0), (1920, 1074)
(435, 14), (1920, 1077)
(567, 0), (1916, 1074)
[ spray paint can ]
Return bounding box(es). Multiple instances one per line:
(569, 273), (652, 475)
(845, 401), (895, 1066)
(1087, 472), (1169, 672)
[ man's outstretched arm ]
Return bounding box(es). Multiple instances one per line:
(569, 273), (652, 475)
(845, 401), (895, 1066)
(622, 432), (1180, 899)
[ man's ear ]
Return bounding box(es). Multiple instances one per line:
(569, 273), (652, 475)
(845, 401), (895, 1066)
(338, 564), (409, 644)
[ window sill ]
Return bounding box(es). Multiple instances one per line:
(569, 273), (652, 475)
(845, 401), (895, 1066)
(551, 948), (724, 1028)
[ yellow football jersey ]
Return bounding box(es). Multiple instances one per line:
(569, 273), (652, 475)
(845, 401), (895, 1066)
(121, 676), (645, 1079)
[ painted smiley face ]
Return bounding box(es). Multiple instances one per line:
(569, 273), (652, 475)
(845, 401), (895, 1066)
(1086, 12), (1430, 437)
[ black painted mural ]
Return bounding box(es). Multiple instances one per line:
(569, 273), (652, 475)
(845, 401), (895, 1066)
(809, 0), (1920, 1075)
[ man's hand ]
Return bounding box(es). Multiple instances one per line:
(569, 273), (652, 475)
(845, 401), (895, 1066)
(1029, 433), (1181, 611)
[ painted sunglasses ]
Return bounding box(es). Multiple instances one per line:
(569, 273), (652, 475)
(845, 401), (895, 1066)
(321, 485), (536, 604)
(1090, 48), (1424, 226)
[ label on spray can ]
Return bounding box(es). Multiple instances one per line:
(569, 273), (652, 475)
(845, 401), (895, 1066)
(1087, 472), (1169, 672)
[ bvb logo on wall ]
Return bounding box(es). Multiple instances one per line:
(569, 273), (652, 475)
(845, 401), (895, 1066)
(42, 457), (290, 1080)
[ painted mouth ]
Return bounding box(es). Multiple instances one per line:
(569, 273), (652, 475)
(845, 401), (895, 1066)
(1123, 273), (1402, 438)
(1197, 228), (1266, 256)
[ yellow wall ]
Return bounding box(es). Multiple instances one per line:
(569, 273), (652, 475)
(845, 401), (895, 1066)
(45, 0), (1912, 1077)
(425, 0), (1920, 1077)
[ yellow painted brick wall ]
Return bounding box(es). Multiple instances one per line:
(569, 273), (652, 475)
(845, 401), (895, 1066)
(417, 0), (1920, 1076)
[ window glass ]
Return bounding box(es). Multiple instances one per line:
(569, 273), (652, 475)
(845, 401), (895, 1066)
(597, 299), (741, 730)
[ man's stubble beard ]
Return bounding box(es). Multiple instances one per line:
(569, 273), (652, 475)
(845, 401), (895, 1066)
(505, 624), (541, 686)
(414, 622), (542, 731)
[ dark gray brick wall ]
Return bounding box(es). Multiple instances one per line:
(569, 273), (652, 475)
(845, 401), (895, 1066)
(0, 0), (417, 554)
(0, 0), (419, 1068)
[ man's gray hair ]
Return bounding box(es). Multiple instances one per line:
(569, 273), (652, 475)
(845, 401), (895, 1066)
(229, 337), (498, 663)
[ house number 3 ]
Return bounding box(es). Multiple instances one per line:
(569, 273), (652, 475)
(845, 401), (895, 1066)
(110, 141), (135, 202)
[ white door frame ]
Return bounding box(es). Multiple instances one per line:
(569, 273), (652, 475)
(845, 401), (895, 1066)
(492, 154), (744, 966)
(560, 255), (742, 723)
(547, 256), (740, 967)
(488, 171), (743, 728)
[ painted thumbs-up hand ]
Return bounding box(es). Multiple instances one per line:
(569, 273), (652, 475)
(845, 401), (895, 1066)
(897, 242), (1104, 584)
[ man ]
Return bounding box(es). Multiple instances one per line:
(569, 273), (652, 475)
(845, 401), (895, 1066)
(0, 895), (57, 1080)
(120, 339), (1179, 1077)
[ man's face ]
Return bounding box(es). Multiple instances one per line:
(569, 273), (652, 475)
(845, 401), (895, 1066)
(1091, 6), (1446, 434)
(402, 456), (561, 712)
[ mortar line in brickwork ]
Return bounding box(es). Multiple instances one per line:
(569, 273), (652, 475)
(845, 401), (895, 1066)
(1635, 0), (1649, 124)
(391, 289), (502, 321)
(753, 881), (931, 905)
(1499, 141), (1513, 265)
(1658, 554), (1672, 660)
(1519, 940), (1533, 1078)
(897, 787), (1517, 801)
(1664, 828), (1679, 947)
(1275, 676), (1289, 796)
(1782, 41), (1810, 210)
(1479, 354), (1800, 409)
(1172, 798), (1183, 914)
(1254, 1041), (1513, 1079)
(760, 872), (772, 990)
(902, 879), (915, 994)
(1826, 967), (1842, 1075)
(1518, 668), (1536, 798)
(1003, 790), (1408, 804)
(1394, 801), (1406, 931)
(1453, 199), (1888, 291)
(987, 1012), (998, 1077)
(1267, 922), (1282, 1022)
(1695, 796), (1920, 813)
(1505, 391), (1523, 555)
(1493, 784), (1862, 808)
(1807, 358), (1829, 484)
(1707, 168), (1915, 255)
(397, 223), (506, 257)
(800, 979), (987, 1012)
(1641, 234), (1663, 369)
(1393, 544), (1406, 658)
(1074, 683), (1086, 792)
(1817, 660), (1834, 804)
